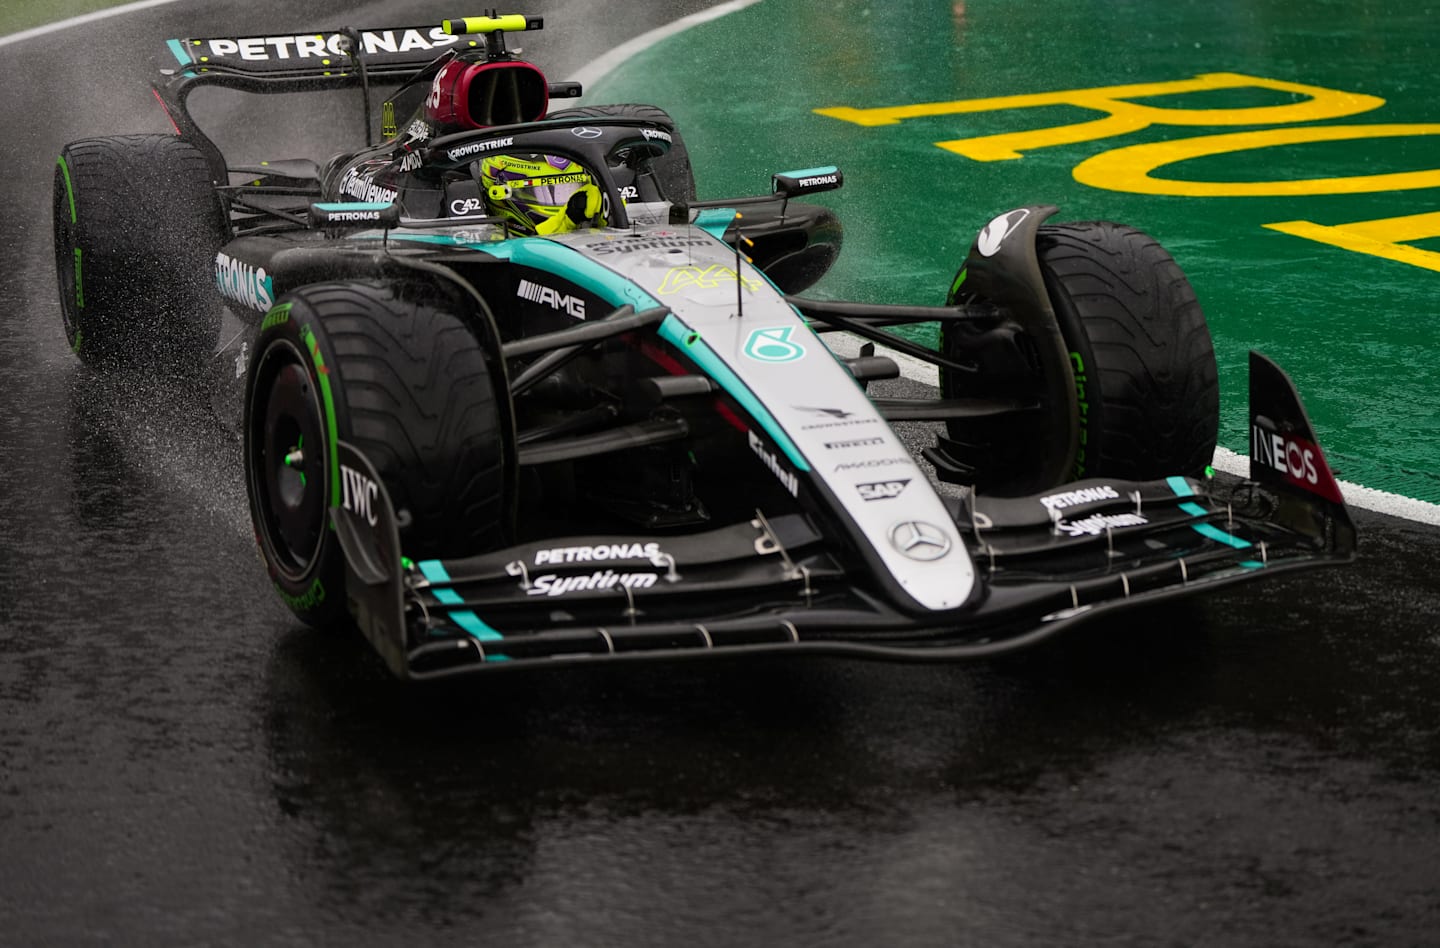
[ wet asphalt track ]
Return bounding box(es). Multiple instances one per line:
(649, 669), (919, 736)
(3, 1), (1440, 945)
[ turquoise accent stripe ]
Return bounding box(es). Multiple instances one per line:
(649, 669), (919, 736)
(167, 39), (189, 67)
(658, 314), (809, 471)
(447, 609), (505, 643)
(421, 566), (505, 644)
(490, 239), (660, 310)
(781, 165), (839, 178)
(379, 235), (661, 312)
(378, 233), (475, 247)
(418, 559), (451, 583)
(314, 202), (395, 211)
(1191, 521), (1253, 550)
(695, 208), (737, 237)
(1168, 478), (1252, 550)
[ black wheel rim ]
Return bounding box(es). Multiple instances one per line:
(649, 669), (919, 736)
(249, 342), (328, 578)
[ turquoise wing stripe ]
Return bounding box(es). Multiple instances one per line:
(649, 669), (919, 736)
(448, 610), (506, 646)
(415, 560), (506, 652)
(430, 576), (505, 645)
(1168, 482), (1255, 553)
(166, 39), (190, 67)
(418, 559), (451, 583)
(1191, 521), (1254, 551)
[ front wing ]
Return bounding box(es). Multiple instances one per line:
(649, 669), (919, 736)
(330, 355), (1356, 679)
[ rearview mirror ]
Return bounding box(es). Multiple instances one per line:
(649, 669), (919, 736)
(309, 201), (401, 228)
(772, 166), (843, 197)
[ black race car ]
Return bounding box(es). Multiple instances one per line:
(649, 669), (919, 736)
(53, 14), (1355, 678)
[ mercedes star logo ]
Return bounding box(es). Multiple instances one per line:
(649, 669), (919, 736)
(571, 127), (603, 139)
(888, 520), (952, 561)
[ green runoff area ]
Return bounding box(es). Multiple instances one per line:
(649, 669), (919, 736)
(589, 0), (1440, 505)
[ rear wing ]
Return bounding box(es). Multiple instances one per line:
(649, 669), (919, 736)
(152, 14), (580, 184)
(161, 16), (542, 81)
(165, 26), (468, 79)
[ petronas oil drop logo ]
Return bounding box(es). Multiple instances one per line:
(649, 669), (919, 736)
(743, 326), (806, 363)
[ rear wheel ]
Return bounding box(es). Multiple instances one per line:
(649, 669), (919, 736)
(545, 103), (697, 202)
(53, 134), (228, 370)
(243, 281), (508, 628)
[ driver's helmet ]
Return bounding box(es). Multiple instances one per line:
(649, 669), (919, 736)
(477, 154), (600, 235)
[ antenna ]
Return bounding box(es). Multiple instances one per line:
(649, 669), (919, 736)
(733, 212), (753, 319)
(338, 27), (374, 146)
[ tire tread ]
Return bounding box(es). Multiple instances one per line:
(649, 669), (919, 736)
(301, 282), (506, 558)
(54, 134), (226, 369)
(1038, 221), (1219, 480)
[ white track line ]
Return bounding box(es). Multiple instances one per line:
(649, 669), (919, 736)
(825, 332), (1440, 526)
(0, 0), (189, 47)
(570, 0), (765, 95)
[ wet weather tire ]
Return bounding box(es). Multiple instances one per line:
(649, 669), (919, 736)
(244, 282), (508, 629)
(545, 103), (697, 202)
(1037, 221), (1219, 481)
(53, 134), (228, 371)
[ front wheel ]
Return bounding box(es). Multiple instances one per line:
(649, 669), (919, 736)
(1038, 221), (1218, 482)
(243, 282), (509, 628)
(940, 220), (1217, 494)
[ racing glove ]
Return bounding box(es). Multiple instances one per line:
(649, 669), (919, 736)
(535, 183), (603, 235)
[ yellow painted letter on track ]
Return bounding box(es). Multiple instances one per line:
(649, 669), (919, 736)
(816, 73), (1385, 161)
(1072, 124), (1440, 196)
(1266, 210), (1440, 273)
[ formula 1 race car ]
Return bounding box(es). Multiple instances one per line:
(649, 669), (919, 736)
(52, 14), (1356, 678)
